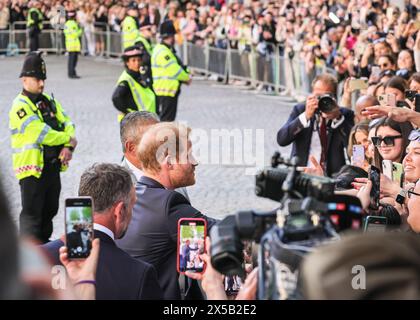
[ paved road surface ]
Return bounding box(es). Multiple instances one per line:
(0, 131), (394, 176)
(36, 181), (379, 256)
(0, 55), (294, 239)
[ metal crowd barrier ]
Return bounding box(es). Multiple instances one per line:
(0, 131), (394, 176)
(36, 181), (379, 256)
(182, 41), (321, 96)
(1, 24), (338, 98)
(1, 22), (117, 56)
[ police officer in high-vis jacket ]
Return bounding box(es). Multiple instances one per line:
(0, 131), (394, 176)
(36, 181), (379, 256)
(63, 11), (82, 79)
(112, 46), (156, 122)
(152, 20), (191, 121)
(27, 0), (43, 52)
(9, 52), (77, 243)
(121, 2), (140, 50)
(121, 2), (153, 89)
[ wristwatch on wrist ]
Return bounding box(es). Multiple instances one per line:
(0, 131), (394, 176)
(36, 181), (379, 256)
(395, 188), (407, 205)
(67, 146), (75, 152)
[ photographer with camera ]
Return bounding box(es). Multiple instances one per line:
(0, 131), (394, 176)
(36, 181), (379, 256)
(277, 73), (354, 177)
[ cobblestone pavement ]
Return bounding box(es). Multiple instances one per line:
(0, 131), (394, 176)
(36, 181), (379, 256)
(0, 55), (294, 239)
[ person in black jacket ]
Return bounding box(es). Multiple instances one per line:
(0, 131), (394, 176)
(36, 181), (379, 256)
(42, 163), (162, 300)
(112, 46), (156, 121)
(116, 122), (217, 300)
(277, 73), (354, 177)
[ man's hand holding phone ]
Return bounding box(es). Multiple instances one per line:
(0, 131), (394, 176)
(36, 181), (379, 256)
(185, 237), (258, 301)
(185, 237), (226, 300)
(59, 238), (100, 300)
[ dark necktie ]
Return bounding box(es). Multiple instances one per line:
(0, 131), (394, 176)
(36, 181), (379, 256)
(319, 117), (328, 170)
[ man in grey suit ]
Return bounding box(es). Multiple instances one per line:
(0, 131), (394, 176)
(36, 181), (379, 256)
(116, 122), (217, 300)
(119, 111), (190, 200)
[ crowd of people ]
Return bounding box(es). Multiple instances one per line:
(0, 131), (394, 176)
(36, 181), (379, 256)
(3, 0), (420, 302)
(1, 0), (419, 95)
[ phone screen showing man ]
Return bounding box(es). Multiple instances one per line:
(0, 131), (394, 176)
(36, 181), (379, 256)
(65, 197), (94, 259)
(177, 218), (206, 274)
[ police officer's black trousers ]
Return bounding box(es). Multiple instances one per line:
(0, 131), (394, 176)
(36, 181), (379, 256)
(68, 52), (78, 77)
(19, 162), (61, 243)
(157, 91), (179, 122)
(29, 34), (39, 52)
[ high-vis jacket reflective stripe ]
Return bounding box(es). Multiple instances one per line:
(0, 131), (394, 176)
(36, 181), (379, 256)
(122, 16), (140, 49)
(64, 20), (82, 52)
(116, 70), (156, 121)
(9, 93), (75, 180)
(151, 44), (189, 97)
(27, 8), (43, 30)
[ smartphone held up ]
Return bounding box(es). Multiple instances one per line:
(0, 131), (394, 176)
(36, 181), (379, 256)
(351, 145), (365, 167)
(65, 197), (94, 259)
(177, 218), (207, 274)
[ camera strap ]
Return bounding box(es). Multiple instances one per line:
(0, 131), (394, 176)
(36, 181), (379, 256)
(319, 118), (328, 169)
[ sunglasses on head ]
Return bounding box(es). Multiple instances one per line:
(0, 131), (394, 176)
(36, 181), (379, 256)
(408, 130), (420, 142)
(371, 135), (402, 147)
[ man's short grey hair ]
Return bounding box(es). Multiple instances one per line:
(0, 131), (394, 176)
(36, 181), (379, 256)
(78, 163), (133, 212)
(120, 111), (160, 153)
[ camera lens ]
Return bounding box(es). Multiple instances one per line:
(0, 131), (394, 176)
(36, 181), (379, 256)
(210, 215), (245, 276)
(317, 95), (336, 113)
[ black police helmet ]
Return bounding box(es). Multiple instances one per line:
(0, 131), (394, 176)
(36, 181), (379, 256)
(127, 1), (138, 10)
(159, 20), (176, 38)
(19, 51), (46, 80)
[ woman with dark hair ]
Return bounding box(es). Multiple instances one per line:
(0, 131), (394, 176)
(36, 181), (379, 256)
(384, 76), (409, 102)
(396, 49), (415, 80)
(372, 117), (413, 171)
(378, 54), (396, 72)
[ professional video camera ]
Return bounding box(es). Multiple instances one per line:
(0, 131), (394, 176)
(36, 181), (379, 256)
(210, 152), (364, 299)
(255, 152), (336, 202)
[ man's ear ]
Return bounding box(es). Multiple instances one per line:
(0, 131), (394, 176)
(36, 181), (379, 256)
(125, 141), (135, 154)
(113, 201), (124, 224)
(163, 155), (173, 169)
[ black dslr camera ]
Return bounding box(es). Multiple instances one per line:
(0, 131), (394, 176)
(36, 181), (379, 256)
(317, 94), (337, 113)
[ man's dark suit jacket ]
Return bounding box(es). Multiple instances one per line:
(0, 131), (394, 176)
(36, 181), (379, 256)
(42, 230), (163, 300)
(116, 176), (217, 300)
(277, 103), (354, 176)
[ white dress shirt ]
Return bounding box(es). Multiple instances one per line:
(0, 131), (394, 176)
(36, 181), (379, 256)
(94, 223), (115, 241)
(125, 158), (144, 182)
